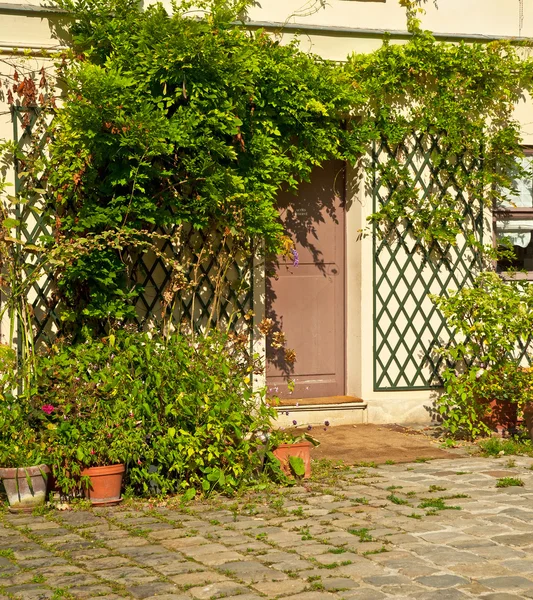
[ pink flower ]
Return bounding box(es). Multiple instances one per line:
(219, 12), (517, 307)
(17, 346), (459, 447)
(41, 404), (54, 415)
(137, 459), (142, 465)
(90, 449), (95, 455)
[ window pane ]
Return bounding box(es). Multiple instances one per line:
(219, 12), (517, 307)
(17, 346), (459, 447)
(496, 219), (533, 248)
(497, 224), (533, 271)
(500, 156), (533, 209)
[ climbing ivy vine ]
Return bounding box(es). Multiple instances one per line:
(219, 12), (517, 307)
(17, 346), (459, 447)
(2, 0), (533, 334)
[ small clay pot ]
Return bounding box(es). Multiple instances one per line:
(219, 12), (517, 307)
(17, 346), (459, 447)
(0, 465), (50, 513)
(273, 441), (312, 478)
(80, 463), (125, 506)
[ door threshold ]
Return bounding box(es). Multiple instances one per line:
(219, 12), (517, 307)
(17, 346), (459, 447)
(275, 395), (364, 407)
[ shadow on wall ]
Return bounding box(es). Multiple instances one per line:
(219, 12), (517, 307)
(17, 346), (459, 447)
(265, 161), (345, 380)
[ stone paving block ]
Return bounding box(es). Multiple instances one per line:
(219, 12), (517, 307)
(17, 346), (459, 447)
(161, 536), (210, 550)
(491, 532), (533, 547)
(336, 560), (389, 579)
(142, 595), (191, 600)
(296, 543), (337, 557)
(68, 584), (116, 598)
(220, 560), (288, 583)
(480, 595), (525, 600)
(169, 570), (230, 587)
(415, 574), (470, 588)
(140, 552), (187, 566)
(148, 529), (188, 541)
(252, 578), (308, 596)
(67, 548), (113, 561)
(4, 584), (55, 600)
(93, 566), (159, 584)
(153, 561), (205, 576)
(412, 590), (472, 600)
(119, 545), (174, 560)
(480, 576), (533, 591)
(126, 581), (181, 598)
(221, 595), (262, 600)
(12, 548), (51, 560)
(321, 577), (360, 592)
(104, 536), (151, 549)
(281, 591), (338, 600)
(84, 556), (132, 570)
(56, 512), (103, 527)
(232, 541), (274, 553)
(501, 558), (533, 573)
(269, 558), (314, 572)
(336, 587), (387, 599)
(314, 553), (360, 566)
(363, 574), (412, 587)
(49, 574), (101, 588)
(187, 581), (250, 600)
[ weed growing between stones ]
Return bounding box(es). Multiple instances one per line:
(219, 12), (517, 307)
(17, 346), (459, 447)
(496, 477), (525, 488)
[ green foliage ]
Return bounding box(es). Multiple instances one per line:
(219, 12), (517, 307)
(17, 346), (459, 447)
(347, 527), (373, 542)
(43, 0), (363, 332)
(418, 497), (460, 510)
(431, 272), (533, 439)
(288, 455), (305, 478)
(387, 493), (409, 505)
(347, 27), (531, 250)
(478, 436), (533, 457)
(16, 0), (528, 334)
(19, 329), (274, 495)
(496, 477), (524, 488)
(0, 346), (48, 467)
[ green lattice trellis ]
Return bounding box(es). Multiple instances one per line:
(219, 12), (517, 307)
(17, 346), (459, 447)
(11, 108), (253, 347)
(372, 134), (484, 391)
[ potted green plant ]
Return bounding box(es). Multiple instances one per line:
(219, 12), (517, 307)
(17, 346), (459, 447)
(431, 272), (533, 440)
(0, 424), (50, 513)
(0, 347), (50, 512)
(268, 426), (321, 479)
(31, 339), (146, 505)
(0, 450), (50, 513)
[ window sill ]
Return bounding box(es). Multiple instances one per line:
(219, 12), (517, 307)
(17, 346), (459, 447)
(498, 271), (533, 281)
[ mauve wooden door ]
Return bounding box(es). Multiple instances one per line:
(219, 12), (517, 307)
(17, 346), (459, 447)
(266, 162), (346, 399)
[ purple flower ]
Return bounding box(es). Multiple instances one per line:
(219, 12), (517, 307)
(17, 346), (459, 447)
(324, 420), (330, 427)
(41, 404), (54, 415)
(307, 425), (312, 431)
(292, 419), (297, 426)
(291, 249), (299, 267)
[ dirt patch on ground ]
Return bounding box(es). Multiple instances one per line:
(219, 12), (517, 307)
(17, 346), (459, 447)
(308, 423), (463, 464)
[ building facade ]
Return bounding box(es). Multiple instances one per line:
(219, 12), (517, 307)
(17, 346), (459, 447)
(1, 0), (533, 425)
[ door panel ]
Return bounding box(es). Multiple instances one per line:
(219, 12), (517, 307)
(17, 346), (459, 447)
(266, 161), (346, 399)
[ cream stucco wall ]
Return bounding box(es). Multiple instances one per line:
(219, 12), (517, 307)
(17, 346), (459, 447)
(244, 0), (533, 40)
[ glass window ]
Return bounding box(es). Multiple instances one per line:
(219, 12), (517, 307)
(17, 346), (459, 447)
(495, 151), (533, 275)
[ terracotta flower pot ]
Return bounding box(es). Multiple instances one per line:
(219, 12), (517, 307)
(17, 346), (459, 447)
(483, 399), (518, 436)
(0, 465), (50, 513)
(80, 463), (125, 506)
(523, 402), (533, 443)
(273, 441), (312, 478)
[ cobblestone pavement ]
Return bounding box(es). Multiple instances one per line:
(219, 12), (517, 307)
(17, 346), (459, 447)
(4, 456), (533, 600)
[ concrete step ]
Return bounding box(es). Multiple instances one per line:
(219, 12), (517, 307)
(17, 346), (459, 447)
(273, 396), (368, 427)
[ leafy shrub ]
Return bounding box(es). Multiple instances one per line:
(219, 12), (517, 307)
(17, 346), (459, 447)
(0, 345), (49, 467)
(29, 329), (274, 496)
(431, 272), (533, 439)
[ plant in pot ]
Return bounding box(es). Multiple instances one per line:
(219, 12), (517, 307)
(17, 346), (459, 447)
(431, 272), (533, 440)
(31, 338), (147, 505)
(266, 426), (321, 479)
(0, 346), (50, 512)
